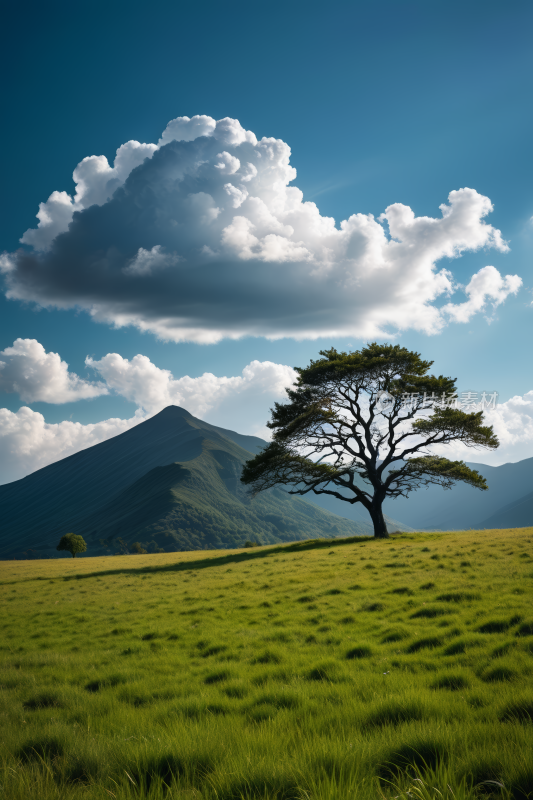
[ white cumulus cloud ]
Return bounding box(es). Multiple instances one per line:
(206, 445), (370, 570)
(0, 339), (107, 403)
(474, 391), (533, 465)
(0, 339), (297, 484)
(123, 246), (181, 277)
(0, 407), (140, 485)
(86, 352), (297, 416)
(1, 116), (521, 343)
(430, 391), (533, 467)
(442, 266), (523, 323)
(20, 140), (158, 252)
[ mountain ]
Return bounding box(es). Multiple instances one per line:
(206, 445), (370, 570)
(0, 406), (374, 559)
(2, 405), (528, 558)
(305, 457), (533, 532)
(474, 487), (533, 530)
(382, 457), (533, 531)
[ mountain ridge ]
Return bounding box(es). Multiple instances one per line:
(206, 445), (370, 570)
(0, 406), (375, 559)
(474, 486), (533, 530)
(2, 405), (529, 559)
(382, 456), (533, 530)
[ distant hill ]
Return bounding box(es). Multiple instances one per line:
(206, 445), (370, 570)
(382, 457), (533, 531)
(474, 487), (533, 530)
(0, 406), (377, 559)
(298, 453), (533, 532)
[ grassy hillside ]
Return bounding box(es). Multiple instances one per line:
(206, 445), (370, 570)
(1, 528), (532, 799)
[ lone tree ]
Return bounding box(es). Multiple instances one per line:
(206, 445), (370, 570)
(241, 344), (499, 538)
(130, 542), (147, 554)
(56, 533), (87, 558)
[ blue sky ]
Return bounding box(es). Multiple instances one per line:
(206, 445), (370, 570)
(0, 0), (532, 483)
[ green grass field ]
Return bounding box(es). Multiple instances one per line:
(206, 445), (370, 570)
(1, 528), (533, 800)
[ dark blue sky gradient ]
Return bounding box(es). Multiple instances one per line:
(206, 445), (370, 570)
(1, 0), (532, 424)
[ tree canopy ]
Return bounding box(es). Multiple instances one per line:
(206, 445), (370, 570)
(56, 533), (87, 558)
(241, 343), (499, 538)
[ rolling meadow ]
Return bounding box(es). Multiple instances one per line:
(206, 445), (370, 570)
(1, 528), (533, 800)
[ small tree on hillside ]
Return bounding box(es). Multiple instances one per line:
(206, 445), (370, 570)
(241, 344), (499, 539)
(56, 533), (87, 558)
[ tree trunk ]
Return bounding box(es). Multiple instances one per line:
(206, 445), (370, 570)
(72, 552), (76, 558)
(369, 499), (389, 539)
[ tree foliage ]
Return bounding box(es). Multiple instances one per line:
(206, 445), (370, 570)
(56, 533), (87, 558)
(241, 343), (499, 538)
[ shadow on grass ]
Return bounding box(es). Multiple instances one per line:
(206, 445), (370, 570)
(378, 738), (448, 779)
(23, 693), (64, 710)
(17, 736), (65, 762)
(49, 535), (377, 583)
(129, 751), (217, 793)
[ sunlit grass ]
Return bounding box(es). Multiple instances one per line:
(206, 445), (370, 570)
(0, 527), (532, 798)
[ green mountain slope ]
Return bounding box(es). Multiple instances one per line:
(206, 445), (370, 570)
(0, 406), (370, 559)
(80, 439), (367, 553)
